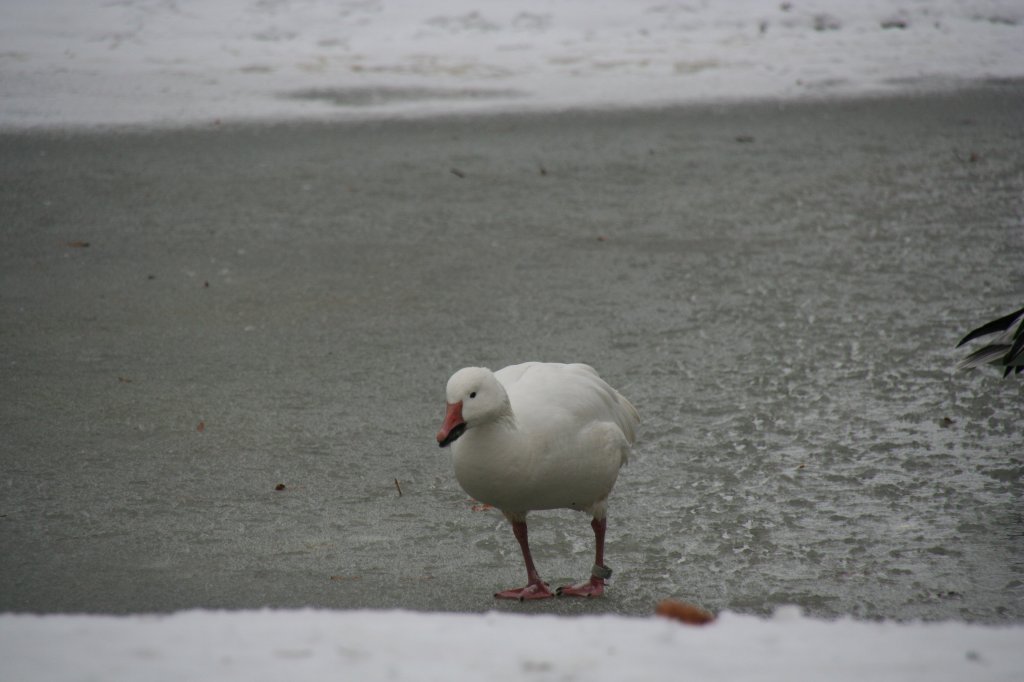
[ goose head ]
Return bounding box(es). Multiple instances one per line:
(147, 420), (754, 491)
(436, 367), (510, 448)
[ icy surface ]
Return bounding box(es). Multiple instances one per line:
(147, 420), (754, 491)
(2, 87), (1021, 623)
(2, 608), (1024, 682)
(1, 0), (1024, 127)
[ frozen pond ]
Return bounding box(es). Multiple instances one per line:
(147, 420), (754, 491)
(1, 84), (1022, 621)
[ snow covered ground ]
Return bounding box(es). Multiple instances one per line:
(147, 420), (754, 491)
(1, 0), (1023, 127)
(2, 607), (1023, 682)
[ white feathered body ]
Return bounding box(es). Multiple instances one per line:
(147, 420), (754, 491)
(449, 362), (639, 517)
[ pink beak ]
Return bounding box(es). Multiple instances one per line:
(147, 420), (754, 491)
(436, 401), (466, 448)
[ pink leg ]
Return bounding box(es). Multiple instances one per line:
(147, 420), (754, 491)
(556, 517), (609, 598)
(494, 520), (554, 601)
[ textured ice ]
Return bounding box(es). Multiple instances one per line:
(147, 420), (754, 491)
(2, 90), (1020, 622)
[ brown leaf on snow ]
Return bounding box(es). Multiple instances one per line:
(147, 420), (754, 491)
(655, 599), (716, 626)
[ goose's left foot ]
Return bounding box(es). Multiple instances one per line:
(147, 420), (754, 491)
(556, 576), (605, 598)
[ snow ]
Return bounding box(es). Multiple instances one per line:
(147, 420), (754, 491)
(1, 0), (1023, 128)
(2, 608), (1023, 682)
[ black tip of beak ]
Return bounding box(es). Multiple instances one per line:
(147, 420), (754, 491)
(437, 423), (467, 448)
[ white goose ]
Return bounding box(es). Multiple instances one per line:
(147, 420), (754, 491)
(436, 362), (639, 600)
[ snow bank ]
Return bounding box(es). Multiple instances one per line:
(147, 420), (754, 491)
(2, 0), (1023, 127)
(1, 608), (1022, 681)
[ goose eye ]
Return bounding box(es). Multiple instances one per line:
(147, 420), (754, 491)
(469, 391), (477, 399)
